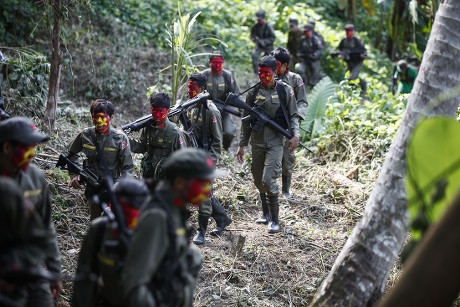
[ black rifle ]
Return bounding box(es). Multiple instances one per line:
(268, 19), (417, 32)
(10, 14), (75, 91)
(225, 93), (313, 153)
(122, 92), (215, 134)
(330, 49), (366, 61)
(212, 98), (242, 117)
(56, 154), (100, 190)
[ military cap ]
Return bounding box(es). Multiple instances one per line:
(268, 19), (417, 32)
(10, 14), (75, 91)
(115, 178), (149, 209)
(288, 18), (298, 26)
(163, 148), (216, 180)
(256, 10), (266, 20)
(397, 59), (408, 72)
(308, 19), (316, 26)
(345, 24), (355, 30)
(303, 24), (314, 31)
(0, 117), (49, 145)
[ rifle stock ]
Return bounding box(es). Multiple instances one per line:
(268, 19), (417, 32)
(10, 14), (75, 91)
(226, 93), (313, 153)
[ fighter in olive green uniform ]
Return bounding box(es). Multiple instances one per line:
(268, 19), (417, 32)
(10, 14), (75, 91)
(202, 52), (241, 151)
(0, 117), (62, 306)
(250, 10), (276, 75)
(72, 178), (148, 307)
(296, 23), (325, 87)
(122, 148), (213, 307)
(271, 47), (308, 199)
(67, 99), (134, 220)
(187, 73), (232, 245)
(337, 24), (367, 92)
(129, 93), (186, 180)
(237, 56), (300, 233)
(286, 18), (303, 72)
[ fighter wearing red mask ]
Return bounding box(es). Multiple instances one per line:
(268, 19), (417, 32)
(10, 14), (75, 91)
(250, 9), (276, 75)
(122, 148), (215, 307)
(237, 55), (300, 234)
(73, 178), (149, 307)
(201, 51), (241, 152)
(295, 23), (325, 88)
(186, 73), (231, 245)
(67, 99), (134, 220)
(337, 24), (368, 93)
(129, 92), (186, 180)
(0, 117), (62, 306)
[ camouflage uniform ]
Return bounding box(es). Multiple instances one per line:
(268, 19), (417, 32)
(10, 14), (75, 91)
(296, 34), (324, 87)
(0, 165), (62, 307)
(67, 127), (134, 220)
(202, 68), (241, 151)
(122, 181), (202, 307)
(276, 71), (308, 198)
(250, 22), (276, 74)
(129, 118), (187, 179)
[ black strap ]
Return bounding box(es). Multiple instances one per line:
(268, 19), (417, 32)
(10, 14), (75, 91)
(201, 102), (208, 151)
(275, 81), (291, 132)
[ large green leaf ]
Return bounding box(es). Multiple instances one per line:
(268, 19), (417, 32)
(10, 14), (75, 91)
(406, 117), (460, 241)
(301, 76), (335, 137)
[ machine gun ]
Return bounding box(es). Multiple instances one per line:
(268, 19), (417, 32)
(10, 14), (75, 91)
(225, 93), (313, 153)
(122, 92), (212, 134)
(330, 49), (366, 61)
(56, 154), (100, 190)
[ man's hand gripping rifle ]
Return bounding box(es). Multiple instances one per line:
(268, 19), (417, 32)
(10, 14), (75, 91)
(225, 93), (313, 153)
(122, 92), (215, 134)
(56, 154), (100, 190)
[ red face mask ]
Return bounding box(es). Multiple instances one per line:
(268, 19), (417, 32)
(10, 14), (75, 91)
(276, 61), (282, 74)
(304, 30), (312, 38)
(92, 112), (110, 134)
(151, 107), (168, 125)
(258, 66), (274, 86)
(210, 57), (224, 74)
(188, 81), (199, 99)
(187, 179), (211, 206)
(258, 18), (264, 25)
(346, 30), (354, 39)
(12, 144), (35, 171)
(120, 201), (140, 229)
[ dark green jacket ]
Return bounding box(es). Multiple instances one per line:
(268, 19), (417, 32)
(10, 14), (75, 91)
(250, 22), (276, 49)
(122, 182), (202, 307)
(202, 68), (240, 101)
(67, 127), (134, 180)
(129, 118), (186, 179)
(277, 71), (308, 120)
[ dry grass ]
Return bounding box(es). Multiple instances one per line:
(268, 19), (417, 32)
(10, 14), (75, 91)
(31, 108), (379, 306)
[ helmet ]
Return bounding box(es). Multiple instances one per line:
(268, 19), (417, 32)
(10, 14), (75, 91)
(397, 60), (408, 72)
(256, 9), (266, 20)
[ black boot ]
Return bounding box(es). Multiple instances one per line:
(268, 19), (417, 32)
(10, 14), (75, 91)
(268, 195), (280, 234)
(255, 193), (269, 224)
(193, 215), (209, 245)
(222, 134), (234, 152)
(282, 175), (292, 199)
(210, 197), (232, 236)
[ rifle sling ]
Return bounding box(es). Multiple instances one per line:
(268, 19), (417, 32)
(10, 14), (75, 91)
(275, 81), (291, 132)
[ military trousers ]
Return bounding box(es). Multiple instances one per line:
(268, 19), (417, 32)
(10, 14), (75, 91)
(282, 138), (296, 176)
(222, 111), (237, 149)
(295, 60), (322, 87)
(251, 141), (283, 196)
(252, 45), (274, 74)
(13, 280), (55, 307)
(346, 60), (366, 92)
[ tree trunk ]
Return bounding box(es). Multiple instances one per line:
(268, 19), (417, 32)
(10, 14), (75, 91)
(310, 1), (460, 306)
(44, 0), (62, 131)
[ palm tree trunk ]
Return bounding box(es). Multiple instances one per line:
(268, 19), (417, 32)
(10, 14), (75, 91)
(44, 0), (62, 130)
(310, 0), (460, 306)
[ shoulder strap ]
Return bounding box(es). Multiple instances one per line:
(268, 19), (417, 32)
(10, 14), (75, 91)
(222, 70), (232, 91)
(246, 84), (261, 106)
(275, 81), (291, 131)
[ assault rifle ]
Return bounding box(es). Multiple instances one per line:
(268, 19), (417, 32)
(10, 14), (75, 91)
(212, 98), (242, 117)
(122, 92), (230, 134)
(330, 49), (366, 61)
(225, 93), (313, 153)
(56, 154), (99, 190)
